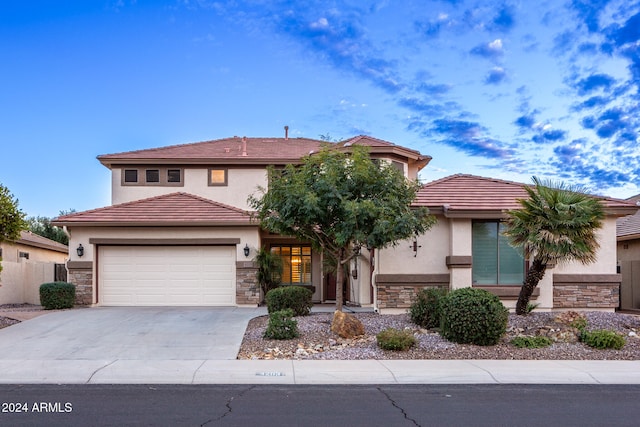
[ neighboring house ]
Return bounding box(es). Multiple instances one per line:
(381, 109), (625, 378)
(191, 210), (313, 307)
(0, 231), (68, 304)
(53, 135), (637, 312)
(617, 194), (640, 311)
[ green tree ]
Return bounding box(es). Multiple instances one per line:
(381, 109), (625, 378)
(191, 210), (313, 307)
(0, 183), (27, 274)
(249, 145), (436, 311)
(254, 247), (283, 302)
(503, 177), (605, 315)
(27, 209), (75, 246)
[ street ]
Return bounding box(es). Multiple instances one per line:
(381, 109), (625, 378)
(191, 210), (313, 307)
(0, 384), (638, 426)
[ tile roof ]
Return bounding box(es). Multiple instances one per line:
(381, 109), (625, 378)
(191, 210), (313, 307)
(52, 193), (254, 226)
(98, 137), (326, 166)
(15, 231), (68, 253)
(414, 174), (638, 218)
(617, 196), (640, 240)
(97, 135), (430, 167)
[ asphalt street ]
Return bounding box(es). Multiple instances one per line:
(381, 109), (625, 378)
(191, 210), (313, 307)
(1, 384), (639, 427)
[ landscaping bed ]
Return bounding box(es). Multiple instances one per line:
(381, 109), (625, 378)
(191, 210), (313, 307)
(237, 311), (640, 360)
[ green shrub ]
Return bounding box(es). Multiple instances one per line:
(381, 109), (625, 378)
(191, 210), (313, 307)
(376, 328), (417, 351)
(265, 286), (313, 316)
(39, 282), (75, 310)
(581, 329), (626, 350)
(440, 288), (508, 346)
(263, 309), (299, 340)
(511, 335), (553, 349)
(409, 287), (447, 329)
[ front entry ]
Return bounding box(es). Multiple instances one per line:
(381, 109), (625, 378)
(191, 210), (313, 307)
(323, 270), (348, 303)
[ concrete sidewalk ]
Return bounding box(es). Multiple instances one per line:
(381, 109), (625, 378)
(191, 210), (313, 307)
(0, 359), (639, 385)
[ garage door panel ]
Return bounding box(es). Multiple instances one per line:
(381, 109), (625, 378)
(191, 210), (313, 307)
(99, 246), (236, 306)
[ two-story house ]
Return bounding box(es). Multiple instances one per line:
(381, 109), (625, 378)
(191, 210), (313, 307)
(53, 134), (637, 312)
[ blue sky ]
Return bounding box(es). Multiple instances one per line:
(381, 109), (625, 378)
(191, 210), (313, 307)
(1, 0), (639, 218)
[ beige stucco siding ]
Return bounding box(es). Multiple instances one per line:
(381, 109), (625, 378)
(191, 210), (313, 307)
(111, 167), (267, 210)
(67, 226), (260, 264)
(0, 241), (68, 304)
(374, 215), (619, 311)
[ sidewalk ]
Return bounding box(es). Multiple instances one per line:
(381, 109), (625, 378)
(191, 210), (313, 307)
(0, 359), (639, 385)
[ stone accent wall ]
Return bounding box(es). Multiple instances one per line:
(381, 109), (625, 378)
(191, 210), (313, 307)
(553, 274), (620, 309)
(375, 274), (450, 309)
(67, 261), (93, 305)
(236, 261), (260, 305)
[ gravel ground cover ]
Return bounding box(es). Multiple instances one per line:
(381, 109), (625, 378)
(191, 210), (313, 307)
(237, 311), (640, 360)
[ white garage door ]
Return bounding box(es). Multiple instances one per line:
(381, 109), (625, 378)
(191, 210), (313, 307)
(98, 246), (236, 306)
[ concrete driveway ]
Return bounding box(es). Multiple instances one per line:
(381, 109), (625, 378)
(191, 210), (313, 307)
(0, 307), (266, 360)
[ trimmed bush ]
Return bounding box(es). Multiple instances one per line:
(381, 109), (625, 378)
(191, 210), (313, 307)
(263, 309), (299, 340)
(409, 287), (447, 329)
(265, 286), (313, 316)
(376, 328), (417, 351)
(581, 329), (626, 350)
(39, 282), (75, 310)
(440, 287), (508, 346)
(511, 335), (553, 349)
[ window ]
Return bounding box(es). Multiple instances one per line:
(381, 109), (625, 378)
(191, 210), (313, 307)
(209, 168), (227, 186)
(122, 168), (183, 186)
(271, 245), (312, 285)
(124, 169), (138, 183)
(146, 169), (160, 183)
(472, 221), (524, 285)
(167, 169), (181, 183)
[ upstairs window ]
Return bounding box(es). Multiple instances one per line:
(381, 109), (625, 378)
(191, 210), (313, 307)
(209, 168), (228, 186)
(122, 168), (183, 186)
(124, 169), (138, 183)
(146, 169), (160, 183)
(472, 220), (524, 286)
(167, 169), (181, 183)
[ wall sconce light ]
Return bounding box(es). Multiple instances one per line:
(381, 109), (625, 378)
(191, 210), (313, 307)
(351, 268), (358, 279)
(409, 239), (421, 257)
(243, 244), (250, 258)
(76, 244), (84, 257)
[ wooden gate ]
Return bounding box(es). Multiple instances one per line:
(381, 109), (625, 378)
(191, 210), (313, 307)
(620, 261), (640, 310)
(54, 263), (67, 282)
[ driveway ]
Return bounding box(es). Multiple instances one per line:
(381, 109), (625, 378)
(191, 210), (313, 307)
(0, 307), (266, 360)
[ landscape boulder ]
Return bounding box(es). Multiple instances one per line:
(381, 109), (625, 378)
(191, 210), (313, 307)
(331, 310), (365, 338)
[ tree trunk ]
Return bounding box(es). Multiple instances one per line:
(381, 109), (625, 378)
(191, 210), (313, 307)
(335, 248), (345, 312)
(515, 258), (547, 315)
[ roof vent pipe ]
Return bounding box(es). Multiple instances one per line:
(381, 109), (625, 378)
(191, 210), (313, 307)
(241, 136), (248, 156)
(284, 125), (289, 140)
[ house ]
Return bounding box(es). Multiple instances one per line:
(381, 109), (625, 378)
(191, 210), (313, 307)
(0, 231), (68, 304)
(376, 174), (637, 313)
(53, 134), (637, 312)
(617, 195), (640, 311)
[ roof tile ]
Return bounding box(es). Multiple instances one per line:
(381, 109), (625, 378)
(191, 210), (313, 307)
(53, 193), (253, 226)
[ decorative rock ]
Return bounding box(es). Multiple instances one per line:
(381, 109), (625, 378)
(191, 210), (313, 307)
(330, 310), (365, 338)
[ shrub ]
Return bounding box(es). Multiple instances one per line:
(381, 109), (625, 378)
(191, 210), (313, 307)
(409, 287), (447, 329)
(511, 335), (553, 349)
(39, 282), (75, 310)
(265, 286), (313, 316)
(581, 329), (626, 350)
(376, 328), (417, 351)
(263, 309), (299, 340)
(440, 288), (508, 346)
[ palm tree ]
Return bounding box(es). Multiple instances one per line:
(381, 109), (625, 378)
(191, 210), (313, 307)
(503, 177), (605, 315)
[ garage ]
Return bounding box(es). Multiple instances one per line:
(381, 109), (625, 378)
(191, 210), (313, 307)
(98, 246), (236, 306)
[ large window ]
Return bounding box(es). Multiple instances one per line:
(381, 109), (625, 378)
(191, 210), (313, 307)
(472, 221), (524, 285)
(271, 245), (312, 285)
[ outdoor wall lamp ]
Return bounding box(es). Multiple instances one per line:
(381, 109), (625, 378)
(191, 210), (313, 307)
(243, 244), (250, 258)
(410, 239), (421, 257)
(76, 244), (85, 257)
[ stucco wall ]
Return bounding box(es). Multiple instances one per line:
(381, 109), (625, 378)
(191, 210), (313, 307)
(66, 225), (261, 305)
(0, 241), (67, 304)
(373, 215), (620, 312)
(111, 167), (267, 210)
